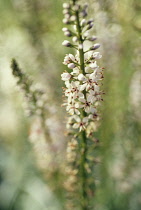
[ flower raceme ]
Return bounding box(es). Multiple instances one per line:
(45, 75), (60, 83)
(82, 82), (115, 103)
(61, 1), (104, 208)
(61, 0), (104, 134)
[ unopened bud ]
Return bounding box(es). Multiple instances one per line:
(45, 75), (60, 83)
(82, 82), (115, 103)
(73, 5), (80, 11)
(63, 3), (70, 9)
(72, 36), (78, 42)
(64, 31), (72, 37)
(81, 10), (87, 18)
(68, 63), (76, 69)
(63, 18), (70, 24)
(88, 36), (97, 41)
(62, 40), (72, 47)
(79, 44), (83, 49)
(62, 27), (68, 32)
(80, 19), (86, 27)
(63, 9), (69, 15)
(90, 43), (100, 50)
(87, 22), (94, 30)
(70, 15), (76, 22)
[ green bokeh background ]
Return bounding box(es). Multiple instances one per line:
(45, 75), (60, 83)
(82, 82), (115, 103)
(0, 0), (141, 209)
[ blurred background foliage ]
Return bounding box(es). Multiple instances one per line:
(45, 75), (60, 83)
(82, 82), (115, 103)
(0, 0), (141, 209)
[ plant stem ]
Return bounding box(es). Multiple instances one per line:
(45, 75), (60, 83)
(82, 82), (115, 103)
(75, 8), (88, 210)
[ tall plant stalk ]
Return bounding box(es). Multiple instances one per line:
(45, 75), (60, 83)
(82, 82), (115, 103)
(61, 0), (104, 209)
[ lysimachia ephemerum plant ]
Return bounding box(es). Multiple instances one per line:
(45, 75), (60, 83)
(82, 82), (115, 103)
(11, 59), (52, 143)
(61, 0), (104, 209)
(11, 59), (65, 200)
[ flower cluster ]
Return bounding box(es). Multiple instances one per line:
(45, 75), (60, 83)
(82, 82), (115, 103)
(61, 0), (104, 134)
(64, 138), (79, 209)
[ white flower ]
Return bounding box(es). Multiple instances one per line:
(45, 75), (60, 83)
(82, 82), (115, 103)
(63, 54), (70, 64)
(73, 116), (88, 131)
(65, 81), (84, 100)
(79, 74), (97, 91)
(93, 52), (102, 59)
(63, 54), (76, 65)
(79, 97), (97, 114)
(71, 67), (79, 76)
(66, 102), (80, 115)
(61, 72), (71, 81)
(89, 61), (98, 69)
(89, 72), (98, 82)
(87, 90), (97, 103)
(88, 112), (98, 120)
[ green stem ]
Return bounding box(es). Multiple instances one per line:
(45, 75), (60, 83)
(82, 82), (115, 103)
(41, 108), (52, 143)
(75, 8), (88, 210)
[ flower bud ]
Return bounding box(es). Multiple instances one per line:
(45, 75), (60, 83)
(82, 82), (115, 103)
(68, 63), (76, 69)
(72, 36), (78, 42)
(88, 36), (97, 41)
(70, 15), (76, 22)
(79, 44), (83, 49)
(62, 27), (68, 32)
(87, 22), (94, 30)
(80, 19), (86, 27)
(81, 10), (87, 18)
(64, 31), (72, 37)
(63, 3), (70, 9)
(83, 31), (89, 38)
(73, 5), (80, 11)
(63, 9), (69, 15)
(62, 40), (72, 47)
(90, 43), (100, 50)
(63, 18), (70, 24)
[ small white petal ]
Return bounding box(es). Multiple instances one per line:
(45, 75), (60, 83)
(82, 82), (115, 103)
(80, 84), (87, 91)
(73, 123), (79, 129)
(90, 107), (97, 114)
(61, 72), (71, 81)
(79, 98), (85, 103)
(78, 74), (86, 81)
(75, 109), (80, 115)
(69, 54), (75, 61)
(75, 103), (80, 108)
(83, 117), (88, 123)
(73, 115), (81, 122)
(89, 61), (98, 69)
